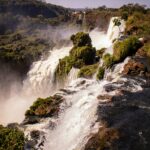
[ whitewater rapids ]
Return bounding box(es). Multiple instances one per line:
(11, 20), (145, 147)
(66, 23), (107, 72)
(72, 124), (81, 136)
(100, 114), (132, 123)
(0, 16), (136, 150)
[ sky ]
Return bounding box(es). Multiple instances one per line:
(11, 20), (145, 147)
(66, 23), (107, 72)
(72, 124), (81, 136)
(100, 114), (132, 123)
(46, 0), (150, 8)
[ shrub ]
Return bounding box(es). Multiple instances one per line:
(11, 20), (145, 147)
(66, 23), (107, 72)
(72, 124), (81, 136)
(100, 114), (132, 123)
(113, 36), (142, 62)
(97, 67), (105, 80)
(78, 63), (99, 78)
(103, 53), (114, 68)
(70, 32), (92, 47)
(55, 32), (96, 79)
(0, 125), (24, 150)
(121, 11), (128, 20)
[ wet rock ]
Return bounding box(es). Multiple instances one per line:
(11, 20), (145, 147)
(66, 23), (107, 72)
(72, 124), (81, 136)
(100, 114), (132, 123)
(76, 80), (86, 87)
(25, 130), (46, 150)
(7, 123), (20, 129)
(85, 78), (150, 150)
(30, 130), (40, 140)
(60, 89), (76, 95)
(97, 94), (113, 101)
(22, 116), (41, 125)
(123, 59), (147, 76)
(135, 48), (147, 57)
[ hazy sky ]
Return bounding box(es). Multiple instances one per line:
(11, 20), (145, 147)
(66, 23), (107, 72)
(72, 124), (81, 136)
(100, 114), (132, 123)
(46, 0), (150, 8)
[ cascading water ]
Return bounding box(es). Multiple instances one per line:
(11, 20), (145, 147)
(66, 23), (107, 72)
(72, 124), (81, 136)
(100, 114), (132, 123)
(23, 17), (128, 150)
(23, 46), (72, 97)
(0, 16), (133, 150)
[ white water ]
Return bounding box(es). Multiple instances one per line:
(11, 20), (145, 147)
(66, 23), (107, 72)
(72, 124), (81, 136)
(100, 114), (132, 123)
(23, 17), (127, 150)
(0, 17), (127, 149)
(44, 79), (107, 150)
(90, 17), (125, 51)
(23, 46), (72, 97)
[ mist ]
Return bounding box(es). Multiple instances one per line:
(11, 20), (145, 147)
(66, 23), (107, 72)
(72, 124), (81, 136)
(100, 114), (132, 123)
(0, 24), (81, 126)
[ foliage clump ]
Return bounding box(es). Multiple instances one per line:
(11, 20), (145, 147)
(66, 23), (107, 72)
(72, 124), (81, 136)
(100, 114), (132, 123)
(96, 67), (105, 80)
(78, 63), (99, 78)
(103, 53), (114, 68)
(70, 46), (96, 67)
(113, 36), (142, 62)
(0, 125), (24, 150)
(25, 95), (64, 117)
(70, 32), (92, 47)
(96, 48), (106, 60)
(125, 12), (150, 37)
(55, 32), (96, 80)
(143, 41), (150, 57)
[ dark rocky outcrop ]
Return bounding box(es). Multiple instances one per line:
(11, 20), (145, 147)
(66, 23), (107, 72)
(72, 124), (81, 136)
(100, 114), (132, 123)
(85, 77), (150, 150)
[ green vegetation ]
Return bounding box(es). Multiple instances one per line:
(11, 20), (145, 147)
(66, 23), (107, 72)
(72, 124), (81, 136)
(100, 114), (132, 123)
(55, 56), (74, 79)
(0, 125), (24, 150)
(96, 67), (105, 80)
(143, 42), (150, 57)
(55, 32), (96, 80)
(70, 32), (92, 47)
(125, 12), (150, 37)
(25, 95), (64, 117)
(103, 53), (114, 68)
(113, 36), (142, 62)
(78, 63), (99, 78)
(0, 0), (71, 76)
(70, 46), (96, 67)
(0, 31), (51, 75)
(96, 48), (106, 58)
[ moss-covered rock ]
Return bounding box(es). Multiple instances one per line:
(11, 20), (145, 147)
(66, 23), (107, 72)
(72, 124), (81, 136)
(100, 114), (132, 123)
(70, 46), (96, 67)
(55, 32), (96, 79)
(55, 56), (74, 80)
(25, 95), (64, 117)
(97, 67), (105, 80)
(143, 41), (150, 57)
(78, 63), (99, 78)
(0, 125), (24, 150)
(70, 32), (92, 47)
(96, 48), (106, 59)
(103, 53), (114, 68)
(113, 36), (142, 62)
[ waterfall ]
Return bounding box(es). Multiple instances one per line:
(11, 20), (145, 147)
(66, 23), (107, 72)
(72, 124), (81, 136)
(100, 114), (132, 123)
(44, 79), (107, 150)
(23, 17), (128, 150)
(90, 17), (125, 51)
(107, 17), (125, 42)
(23, 46), (72, 97)
(0, 16), (126, 136)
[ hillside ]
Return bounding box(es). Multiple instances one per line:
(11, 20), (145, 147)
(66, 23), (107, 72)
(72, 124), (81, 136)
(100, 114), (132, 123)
(0, 0), (71, 77)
